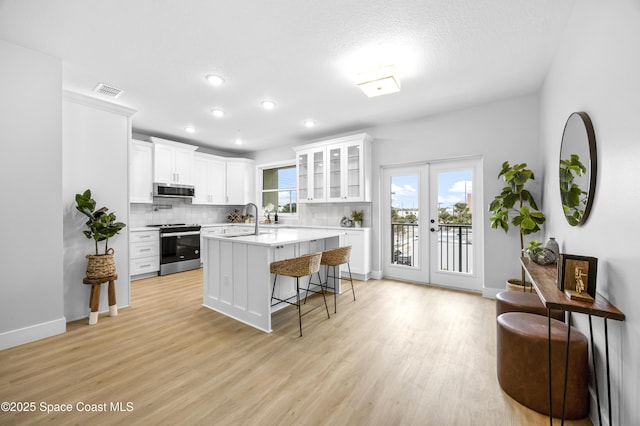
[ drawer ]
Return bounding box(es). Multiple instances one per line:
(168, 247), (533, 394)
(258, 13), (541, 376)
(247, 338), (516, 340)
(130, 230), (159, 243)
(130, 241), (159, 259)
(130, 256), (160, 275)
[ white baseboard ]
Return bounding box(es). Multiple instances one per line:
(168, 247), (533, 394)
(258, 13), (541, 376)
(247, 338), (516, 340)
(370, 270), (383, 280)
(482, 287), (502, 299)
(0, 317), (66, 350)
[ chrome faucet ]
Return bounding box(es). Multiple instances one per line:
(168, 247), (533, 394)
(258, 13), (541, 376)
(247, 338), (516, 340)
(244, 203), (259, 235)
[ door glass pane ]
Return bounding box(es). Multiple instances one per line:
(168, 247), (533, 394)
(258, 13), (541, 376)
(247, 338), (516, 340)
(329, 146), (341, 198)
(313, 150), (324, 199)
(298, 153), (308, 200)
(347, 144), (360, 198)
(436, 169), (473, 273)
(390, 174), (419, 268)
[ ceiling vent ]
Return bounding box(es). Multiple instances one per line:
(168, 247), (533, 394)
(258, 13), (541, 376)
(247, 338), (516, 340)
(93, 82), (124, 98)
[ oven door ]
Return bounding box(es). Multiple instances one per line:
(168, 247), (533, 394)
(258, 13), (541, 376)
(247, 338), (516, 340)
(160, 231), (200, 264)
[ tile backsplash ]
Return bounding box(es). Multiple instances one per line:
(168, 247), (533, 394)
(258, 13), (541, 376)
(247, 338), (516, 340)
(130, 199), (372, 228)
(129, 198), (244, 227)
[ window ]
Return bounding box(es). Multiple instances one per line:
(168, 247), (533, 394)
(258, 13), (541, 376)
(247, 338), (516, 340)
(261, 164), (297, 214)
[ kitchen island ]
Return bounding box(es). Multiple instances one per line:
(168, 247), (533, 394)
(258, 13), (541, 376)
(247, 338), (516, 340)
(202, 228), (342, 332)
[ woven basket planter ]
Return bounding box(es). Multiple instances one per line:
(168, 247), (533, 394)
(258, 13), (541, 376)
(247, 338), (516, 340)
(85, 248), (116, 279)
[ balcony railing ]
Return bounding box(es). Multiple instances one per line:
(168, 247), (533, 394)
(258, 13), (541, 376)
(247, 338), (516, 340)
(391, 222), (472, 273)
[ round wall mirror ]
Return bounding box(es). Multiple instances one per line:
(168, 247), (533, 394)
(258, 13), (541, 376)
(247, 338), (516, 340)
(559, 112), (597, 226)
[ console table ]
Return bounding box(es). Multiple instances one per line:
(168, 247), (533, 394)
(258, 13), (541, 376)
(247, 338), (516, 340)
(521, 257), (625, 426)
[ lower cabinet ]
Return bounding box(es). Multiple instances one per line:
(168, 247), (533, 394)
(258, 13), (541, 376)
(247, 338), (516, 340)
(130, 229), (159, 279)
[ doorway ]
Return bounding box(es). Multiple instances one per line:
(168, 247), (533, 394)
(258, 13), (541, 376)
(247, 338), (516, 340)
(382, 158), (483, 291)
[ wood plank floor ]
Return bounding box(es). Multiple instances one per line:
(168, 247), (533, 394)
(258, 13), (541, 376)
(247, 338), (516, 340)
(1, 269), (592, 425)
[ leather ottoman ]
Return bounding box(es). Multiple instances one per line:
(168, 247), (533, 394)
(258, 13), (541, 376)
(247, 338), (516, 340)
(496, 290), (565, 322)
(496, 312), (589, 419)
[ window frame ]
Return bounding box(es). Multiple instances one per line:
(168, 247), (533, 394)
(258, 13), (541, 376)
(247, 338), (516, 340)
(256, 160), (298, 218)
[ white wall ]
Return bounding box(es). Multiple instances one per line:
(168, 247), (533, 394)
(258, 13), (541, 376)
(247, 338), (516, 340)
(62, 93), (134, 321)
(254, 94), (541, 294)
(540, 0), (640, 423)
(0, 41), (65, 349)
(370, 94), (541, 293)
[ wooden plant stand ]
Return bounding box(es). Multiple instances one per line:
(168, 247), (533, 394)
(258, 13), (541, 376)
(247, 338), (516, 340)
(82, 274), (118, 325)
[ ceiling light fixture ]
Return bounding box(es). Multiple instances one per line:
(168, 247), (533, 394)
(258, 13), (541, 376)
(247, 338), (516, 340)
(234, 130), (243, 145)
(184, 126), (196, 133)
(303, 120), (316, 128)
(356, 65), (401, 97)
(206, 74), (225, 86)
(261, 100), (276, 110)
(211, 108), (225, 118)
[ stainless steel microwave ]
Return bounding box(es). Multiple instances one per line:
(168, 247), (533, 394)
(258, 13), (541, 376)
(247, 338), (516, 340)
(153, 182), (195, 198)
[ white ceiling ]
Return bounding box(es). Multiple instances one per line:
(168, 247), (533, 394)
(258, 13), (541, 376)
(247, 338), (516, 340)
(0, 0), (576, 153)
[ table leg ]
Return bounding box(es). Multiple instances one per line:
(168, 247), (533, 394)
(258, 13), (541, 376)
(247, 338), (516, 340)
(589, 315), (602, 425)
(108, 279), (117, 316)
(89, 284), (101, 325)
(561, 311), (573, 425)
(605, 319), (612, 426)
(548, 309), (553, 426)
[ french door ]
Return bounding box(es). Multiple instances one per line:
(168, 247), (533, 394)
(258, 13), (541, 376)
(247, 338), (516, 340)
(382, 158), (483, 291)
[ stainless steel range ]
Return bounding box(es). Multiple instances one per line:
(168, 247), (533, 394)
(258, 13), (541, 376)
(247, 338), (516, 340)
(149, 224), (201, 275)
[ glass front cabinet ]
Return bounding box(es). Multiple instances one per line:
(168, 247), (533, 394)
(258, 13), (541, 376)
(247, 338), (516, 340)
(295, 133), (371, 204)
(297, 148), (326, 202)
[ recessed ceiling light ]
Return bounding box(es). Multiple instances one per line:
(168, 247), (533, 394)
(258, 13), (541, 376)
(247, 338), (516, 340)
(211, 108), (225, 118)
(234, 137), (243, 145)
(303, 120), (316, 128)
(261, 100), (276, 110)
(184, 126), (196, 133)
(206, 74), (225, 86)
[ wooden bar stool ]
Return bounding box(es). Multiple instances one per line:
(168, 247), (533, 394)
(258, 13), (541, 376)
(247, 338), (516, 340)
(308, 246), (354, 313)
(270, 252), (328, 337)
(82, 274), (118, 325)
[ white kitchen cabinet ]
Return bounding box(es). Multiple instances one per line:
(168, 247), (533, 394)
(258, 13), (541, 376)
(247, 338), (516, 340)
(327, 137), (370, 202)
(193, 153), (226, 205)
(296, 147), (326, 203)
(294, 133), (371, 203)
(226, 158), (255, 205)
(339, 228), (371, 279)
(130, 140), (153, 203)
(151, 137), (197, 184)
(130, 229), (160, 279)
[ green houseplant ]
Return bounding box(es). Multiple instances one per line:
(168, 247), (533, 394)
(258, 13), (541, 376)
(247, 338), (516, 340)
(489, 162), (546, 290)
(351, 210), (364, 227)
(75, 189), (126, 278)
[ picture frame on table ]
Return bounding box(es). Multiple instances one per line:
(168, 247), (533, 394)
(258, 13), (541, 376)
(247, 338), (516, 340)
(557, 253), (598, 302)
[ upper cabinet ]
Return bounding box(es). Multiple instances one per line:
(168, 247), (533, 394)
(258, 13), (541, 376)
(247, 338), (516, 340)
(294, 133), (372, 203)
(226, 158), (255, 205)
(193, 152), (226, 205)
(296, 147), (326, 202)
(150, 137), (197, 184)
(130, 140), (154, 203)
(192, 153), (255, 205)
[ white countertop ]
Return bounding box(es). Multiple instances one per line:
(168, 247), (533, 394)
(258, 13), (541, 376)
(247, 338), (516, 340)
(203, 228), (342, 247)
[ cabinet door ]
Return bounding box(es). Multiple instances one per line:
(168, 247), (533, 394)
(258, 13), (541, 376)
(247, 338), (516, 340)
(297, 151), (310, 202)
(345, 142), (364, 200)
(312, 149), (325, 201)
(192, 155), (209, 204)
(327, 144), (344, 201)
(209, 158), (227, 204)
(153, 143), (175, 183)
(226, 161), (246, 204)
(130, 141), (153, 203)
(343, 230), (366, 274)
(297, 148), (326, 203)
(173, 147), (194, 184)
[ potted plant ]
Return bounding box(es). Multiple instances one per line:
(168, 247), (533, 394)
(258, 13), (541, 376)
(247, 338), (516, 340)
(489, 162), (546, 291)
(351, 210), (364, 227)
(75, 189), (126, 279)
(523, 240), (555, 266)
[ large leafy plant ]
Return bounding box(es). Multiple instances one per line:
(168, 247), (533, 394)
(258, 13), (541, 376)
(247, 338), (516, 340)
(559, 154), (587, 225)
(489, 162), (546, 285)
(75, 189), (126, 255)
